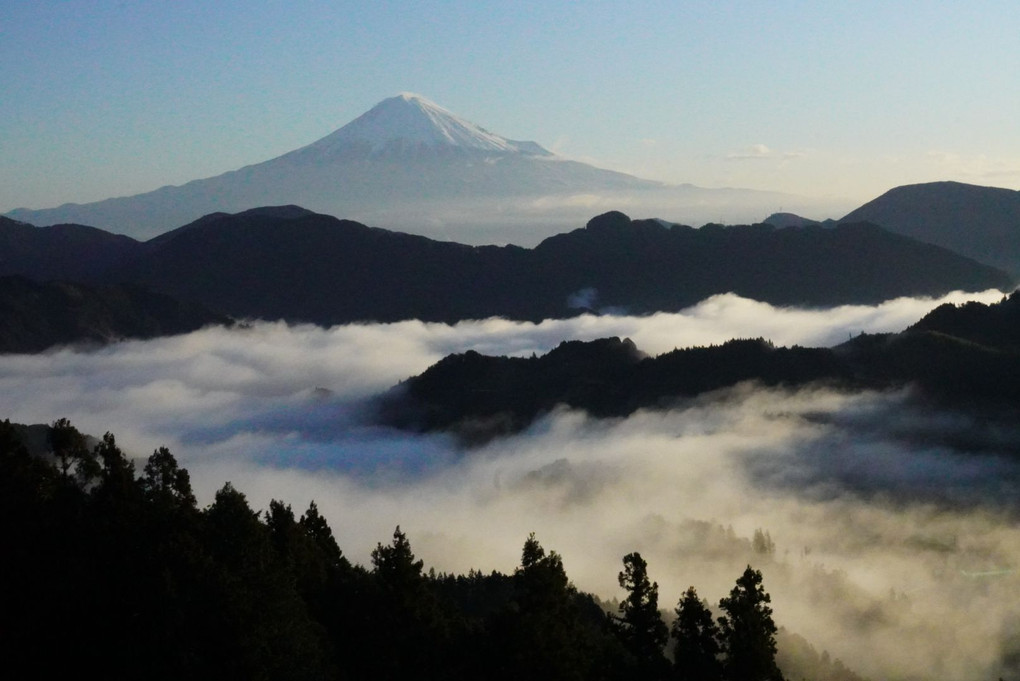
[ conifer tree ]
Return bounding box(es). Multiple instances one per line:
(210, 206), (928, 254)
(300, 500), (345, 569)
(141, 446), (196, 509)
(369, 527), (449, 677)
(717, 566), (784, 681)
(672, 586), (722, 681)
(50, 417), (98, 487)
(92, 431), (139, 508)
(372, 525), (425, 588)
(616, 551), (669, 678)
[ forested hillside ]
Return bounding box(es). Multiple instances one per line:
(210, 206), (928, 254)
(0, 418), (862, 681)
(0, 275), (231, 353)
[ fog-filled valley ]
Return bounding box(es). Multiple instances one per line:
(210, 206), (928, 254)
(8, 4), (1020, 678)
(3, 289), (1018, 680)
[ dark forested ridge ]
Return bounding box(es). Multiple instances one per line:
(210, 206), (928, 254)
(3, 207), (1012, 331)
(0, 215), (143, 282)
(107, 209), (1016, 323)
(525, 212), (1011, 311)
(0, 418), (861, 681)
(380, 292), (1020, 443)
(0, 275), (231, 353)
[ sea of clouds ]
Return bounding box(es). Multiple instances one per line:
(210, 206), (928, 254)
(1, 289), (1017, 679)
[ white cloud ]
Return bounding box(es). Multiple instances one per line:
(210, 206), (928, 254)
(0, 289), (1017, 678)
(200, 386), (1020, 681)
(727, 143), (774, 160)
(725, 144), (810, 167)
(0, 289), (1002, 453)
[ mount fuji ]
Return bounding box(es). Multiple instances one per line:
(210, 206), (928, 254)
(7, 94), (804, 244)
(297, 92), (553, 157)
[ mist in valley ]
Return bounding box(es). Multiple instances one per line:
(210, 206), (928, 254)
(1, 288), (1017, 680)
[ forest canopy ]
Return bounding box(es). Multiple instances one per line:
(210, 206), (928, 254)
(0, 418), (860, 681)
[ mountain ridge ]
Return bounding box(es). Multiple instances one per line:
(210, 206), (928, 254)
(378, 292), (1020, 445)
(1, 206), (1010, 346)
(6, 206), (1010, 328)
(0, 275), (230, 354)
(0, 215), (143, 282)
(840, 181), (1020, 275)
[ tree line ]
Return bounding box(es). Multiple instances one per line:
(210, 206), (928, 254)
(1, 418), (786, 680)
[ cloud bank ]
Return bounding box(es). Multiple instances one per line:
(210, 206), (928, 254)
(0, 289), (1016, 679)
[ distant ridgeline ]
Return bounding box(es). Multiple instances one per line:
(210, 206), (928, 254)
(0, 207), (1012, 348)
(840, 181), (1020, 277)
(767, 181), (1020, 277)
(378, 292), (1020, 445)
(1, 418), (861, 681)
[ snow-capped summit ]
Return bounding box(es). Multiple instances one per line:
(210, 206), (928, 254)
(298, 92), (552, 157)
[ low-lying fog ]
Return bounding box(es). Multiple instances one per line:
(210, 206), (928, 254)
(2, 290), (1017, 680)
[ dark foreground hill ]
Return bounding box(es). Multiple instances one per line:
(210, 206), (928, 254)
(110, 208), (1013, 324)
(841, 181), (1020, 276)
(0, 276), (230, 353)
(0, 417), (864, 681)
(379, 292), (1020, 444)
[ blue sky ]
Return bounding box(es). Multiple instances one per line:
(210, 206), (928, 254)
(2, 1), (1019, 215)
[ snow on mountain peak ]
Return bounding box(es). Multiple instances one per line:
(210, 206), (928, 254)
(303, 93), (552, 157)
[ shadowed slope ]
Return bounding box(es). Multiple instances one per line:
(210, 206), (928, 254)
(841, 181), (1020, 275)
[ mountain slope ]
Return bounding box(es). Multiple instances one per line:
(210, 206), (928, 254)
(526, 212), (1012, 311)
(841, 181), (1020, 275)
(0, 215), (144, 283)
(5, 205), (1009, 331)
(378, 336), (848, 442)
(906, 292), (1020, 349)
(103, 207), (1012, 325)
(5, 94), (800, 244)
(291, 92), (553, 157)
(108, 206), (530, 324)
(0, 276), (230, 353)
(378, 292), (1020, 443)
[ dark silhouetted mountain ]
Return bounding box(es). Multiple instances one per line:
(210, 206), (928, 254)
(522, 212), (1012, 313)
(380, 337), (847, 442)
(106, 208), (1013, 325)
(841, 181), (1020, 275)
(836, 291), (1020, 407)
(907, 292), (1020, 350)
(4, 207), (1012, 330)
(382, 337), (651, 441)
(379, 292), (1020, 443)
(0, 215), (143, 282)
(0, 276), (231, 353)
(4, 94), (806, 245)
(108, 206), (534, 324)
